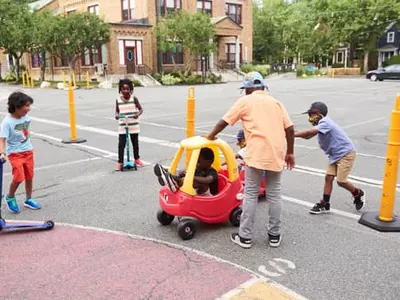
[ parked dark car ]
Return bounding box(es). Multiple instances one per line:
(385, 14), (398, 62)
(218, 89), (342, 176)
(366, 64), (400, 81)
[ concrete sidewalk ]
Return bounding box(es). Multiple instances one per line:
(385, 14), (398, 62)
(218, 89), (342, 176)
(0, 223), (305, 300)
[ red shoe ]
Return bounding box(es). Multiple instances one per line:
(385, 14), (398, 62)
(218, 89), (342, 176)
(115, 163), (122, 171)
(135, 159), (145, 167)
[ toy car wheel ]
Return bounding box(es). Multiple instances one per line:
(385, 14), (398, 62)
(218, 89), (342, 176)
(45, 220), (55, 230)
(229, 207), (242, 227)
(177, 220), (196, 240)
(157, 209), (175, 225)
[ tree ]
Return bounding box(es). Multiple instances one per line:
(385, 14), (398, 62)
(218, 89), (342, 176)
(0, 0), (35, 81)
(46, 13), (110, 77)
(154, 11), (216, 75)
(323, 0), (400, 72)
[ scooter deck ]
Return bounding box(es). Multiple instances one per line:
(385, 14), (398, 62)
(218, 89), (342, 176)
(0, 218), (54, 232)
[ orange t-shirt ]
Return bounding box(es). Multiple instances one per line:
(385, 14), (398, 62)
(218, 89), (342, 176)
(223, 90), (293, 172)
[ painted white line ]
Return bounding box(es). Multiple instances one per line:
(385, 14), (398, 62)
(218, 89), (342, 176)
(30, 131), (152, 166)
(26, 116), (393, 189)
(294, 164), (400, 191)
(3, 155), (114, 177)
(342, 117), (386, 130)
(282, 195), (360, 220)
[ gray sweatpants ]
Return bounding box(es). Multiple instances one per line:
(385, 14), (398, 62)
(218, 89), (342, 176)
(239, 166), (282, 239)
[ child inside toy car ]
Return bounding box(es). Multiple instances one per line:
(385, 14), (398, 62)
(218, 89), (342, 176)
(154, 147), (218, 196)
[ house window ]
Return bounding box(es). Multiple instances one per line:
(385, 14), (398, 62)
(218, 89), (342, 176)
(82, 47), (103, 66)
(161, 0), (182, 16)
(88, 5), (99, 15)
(54, 52), (69, 67)
(225, 3), (242, 24)
(387, 32), (395, 43)
(197, 0), (212, 15)
(122, 0), (135, 21)
(226, 43), (242, 63)
(337, 52), (343, 64)
(162, 43), (183, 64)
(32, 51), (41, 68)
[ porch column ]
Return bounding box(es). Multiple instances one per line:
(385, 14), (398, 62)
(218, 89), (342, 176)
(209, 38), (214, 70)
(235, 36), (240, 70)
(332, 53), (336, 64)
(344, 48), (348, 68)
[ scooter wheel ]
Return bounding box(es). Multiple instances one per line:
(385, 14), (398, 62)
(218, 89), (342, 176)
(156, 209), (175, 225)
(134, 165), (138, 171)
(45, 220), (55, 230)
(178, 220), (196, 240)
(229, 207), (242, 227)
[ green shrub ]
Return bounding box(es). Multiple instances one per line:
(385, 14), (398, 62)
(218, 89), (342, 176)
(4, 71), (16, 82)
(161, 74), (182, 85)
(332, 63), (344, 68)
(184, 74), (202, 84)
(296, 67), (305, 77)
(240, 64), (270, 77)
(382, 55), (400, 67)
(133, 79), (142, 87)
(152, 73), (162, 82)
(240, 64), (253, 73)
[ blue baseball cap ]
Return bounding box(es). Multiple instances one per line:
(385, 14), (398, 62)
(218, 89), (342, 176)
(236, 129), (245, 140)
(240, 71), (265, 89)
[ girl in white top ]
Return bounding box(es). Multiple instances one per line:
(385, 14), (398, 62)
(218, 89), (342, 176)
(115, 79), (144, 170)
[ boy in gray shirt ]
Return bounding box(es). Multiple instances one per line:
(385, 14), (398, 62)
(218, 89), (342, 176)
(295, 102), (365, 214)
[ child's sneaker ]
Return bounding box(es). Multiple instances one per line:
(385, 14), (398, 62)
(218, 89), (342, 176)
(309, 201), (330, 214)
(135, 159), (145, 167)
(24, 198), (41, 210)
(6, 196), (20, 213)
(353, 189), (366, 211)
(268, 233), (282, 248)
(115, 163), (122, 171)
(153, 164), (177, 192)
(230, 233), (252, 249)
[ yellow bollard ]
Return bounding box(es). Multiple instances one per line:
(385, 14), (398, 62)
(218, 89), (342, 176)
(22, 72), (26, 88)
(30, 73), (34, 88)
(332, 69), (335, 78)
(72, 72), (77, 88)
(63, 72), (66, 87)
(359, 94), (400, 232)
(186, 87), (195, 166)
(86, 71), (90, 89)
(61, 82), (87, 144)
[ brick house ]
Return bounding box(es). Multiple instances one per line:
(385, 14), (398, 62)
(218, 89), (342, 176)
(22, 0), (252, 81)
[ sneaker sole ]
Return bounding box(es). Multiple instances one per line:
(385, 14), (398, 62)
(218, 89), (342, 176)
(230, 235), (252, 249)
(268, 234), (281, 247)
(309, 210), (330, 215)
(154, 164), (177, 192)
(7, 206), (20, 213)
(355, 191), (367, 211)
(24, 203), (41, 210)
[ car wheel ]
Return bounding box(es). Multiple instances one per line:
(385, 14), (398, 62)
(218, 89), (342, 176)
(370, 74), (378, 81)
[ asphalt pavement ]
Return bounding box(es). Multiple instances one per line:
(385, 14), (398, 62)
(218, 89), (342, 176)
(1, 77), (400, 300)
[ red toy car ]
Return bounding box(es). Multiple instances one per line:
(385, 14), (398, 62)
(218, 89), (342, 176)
(156, 136), (244, 240)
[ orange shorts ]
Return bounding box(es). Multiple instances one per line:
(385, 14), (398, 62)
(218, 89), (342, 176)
(8, 150), (34, 183)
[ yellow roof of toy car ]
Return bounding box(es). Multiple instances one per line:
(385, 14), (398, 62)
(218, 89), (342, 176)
(180, 136), (227, 150)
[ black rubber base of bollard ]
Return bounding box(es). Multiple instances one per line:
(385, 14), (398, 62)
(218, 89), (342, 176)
(62, 138), (87, 144)
(358, 212), (400, 232)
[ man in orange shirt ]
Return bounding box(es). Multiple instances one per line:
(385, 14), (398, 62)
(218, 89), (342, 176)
(206, 72), (295, 249)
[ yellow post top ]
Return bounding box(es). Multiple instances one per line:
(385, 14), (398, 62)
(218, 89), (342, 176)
(395, 94), (400, 111)
(171, 136), (239, 196)
(188, 86), (195, 99)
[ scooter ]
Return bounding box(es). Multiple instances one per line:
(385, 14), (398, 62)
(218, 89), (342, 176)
(120, 114), (138, 171)
(0, 159), (54, 232)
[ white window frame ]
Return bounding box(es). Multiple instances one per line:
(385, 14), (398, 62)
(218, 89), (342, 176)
(88, 4), (100, 15)
(387, 32), (395, 43)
